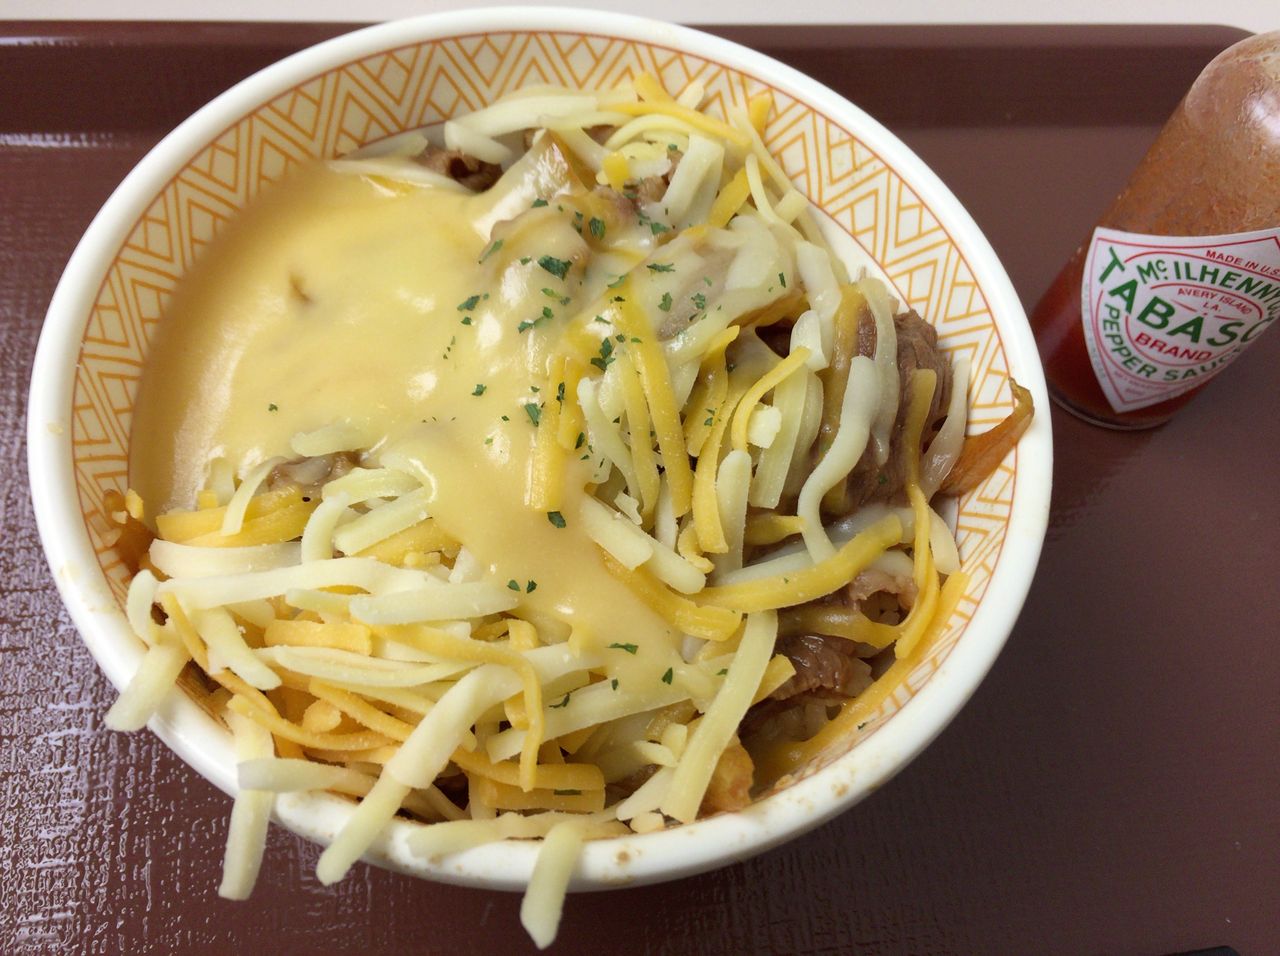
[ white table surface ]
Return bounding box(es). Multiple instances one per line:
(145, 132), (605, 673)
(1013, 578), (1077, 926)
(2, 0), (1271, 33)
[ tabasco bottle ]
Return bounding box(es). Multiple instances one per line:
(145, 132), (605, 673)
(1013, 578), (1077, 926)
(1030, 31), (1280, 428)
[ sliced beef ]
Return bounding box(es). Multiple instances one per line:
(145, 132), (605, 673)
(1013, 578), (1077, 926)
(609, 764), (658, 804)
(847, 566), (916, 608)
(700, 737), (754, 814)
(414, 144), (502, 192)
(634, 175), (668, 204)
(756, 322), (792, 358)
(630, 150), (682, 207)
(840, 308), (953, 507)
(101, 488), (154, 575)
(771, 634), (873, 702)
(891, 309), (953, 425)
(592, 185), (636, 222)
(737, 633), (875, 746)
(267, 451), (358, 496)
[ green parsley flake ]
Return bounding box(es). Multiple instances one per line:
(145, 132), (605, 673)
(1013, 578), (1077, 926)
(590, 337), (616, 372)
(691, 291), (707, 310)
(611, 678), (619, 690)
(267, 403), (278, 412)
(457, 295), (481, 312)
(607, 274), (627, 289)
(609, 642), (638, 654)
(460, 316), (472, 325)
(658, 291), (673, 312)
(589, 217), (606, 240)
(547, 511), (566, 529)
(538, 255), (571, 279)
(778, 271), (787, 288)
(472, 384), (487, 396)
(647, 262), (675, 273)
(717, 668), (728, 676)
(550, 693), (571, 709)
(507, 579), (520, 591)
(526, 580), (537, 593)
(574, 431), (586, 449)
(478, 238), (503, 263)
(661, 667), (674, 685)
(649, 220), (669, 235)
(524, 403), (542, 426)
(556, 381), (565, 403)
(531, 198), (549, 208)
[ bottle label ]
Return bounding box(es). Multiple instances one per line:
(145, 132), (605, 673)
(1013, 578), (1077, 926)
(1080, 226), (1280, 413)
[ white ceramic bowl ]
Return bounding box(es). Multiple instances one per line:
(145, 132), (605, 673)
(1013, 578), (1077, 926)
(28, 8), (1052, 891)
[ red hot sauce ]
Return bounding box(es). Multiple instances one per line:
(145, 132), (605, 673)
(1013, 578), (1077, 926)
(1030, 31), (1280, 429)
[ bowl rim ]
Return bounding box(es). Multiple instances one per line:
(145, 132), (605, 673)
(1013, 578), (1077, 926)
(27, 5), (1052, 891)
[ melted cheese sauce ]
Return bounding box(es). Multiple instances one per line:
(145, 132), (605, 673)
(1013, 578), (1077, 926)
(131, 160), (678, 661)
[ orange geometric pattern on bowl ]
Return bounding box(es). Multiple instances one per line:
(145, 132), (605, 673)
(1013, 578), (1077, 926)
(71, 31), (1016, 763)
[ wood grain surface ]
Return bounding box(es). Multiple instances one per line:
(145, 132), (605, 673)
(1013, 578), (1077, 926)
(2, 22), (1276, 956)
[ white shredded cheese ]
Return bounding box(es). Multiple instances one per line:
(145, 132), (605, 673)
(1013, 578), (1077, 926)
(219, 457), (284, 538)
(300, 491), (350, 564)
(797, 355), (879, 561)
(322, 467), (419, 504)
(289, 423), (372, 458)
(520, 821), (584, 950)
(255, 645), (471, 688)
(103, 636), (190, 732)
(745, 404), (783, 448)
(155, 557), (441, 610)
(615, 766), (675, 821)
(238, 757), (372, 794)
(862, 277), (900, 467)
(149, 539), (301, 579)
(125, 569), (160, 645)
(661, 611), (777, 823)
(713, 450), (753, 577)
(348, 581), (518, 625)
(193, 606), (281, 690)
(315, 771), (412, 886)
(218, 708), (275, 900)
(332, 486), (433, 556)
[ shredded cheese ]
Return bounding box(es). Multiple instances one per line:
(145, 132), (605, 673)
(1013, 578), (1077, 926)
(661, 611), (777, 822)
(100, 76), (1020, 950)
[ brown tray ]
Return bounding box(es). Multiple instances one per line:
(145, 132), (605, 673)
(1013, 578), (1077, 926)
(3, 21), (1275, 956)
